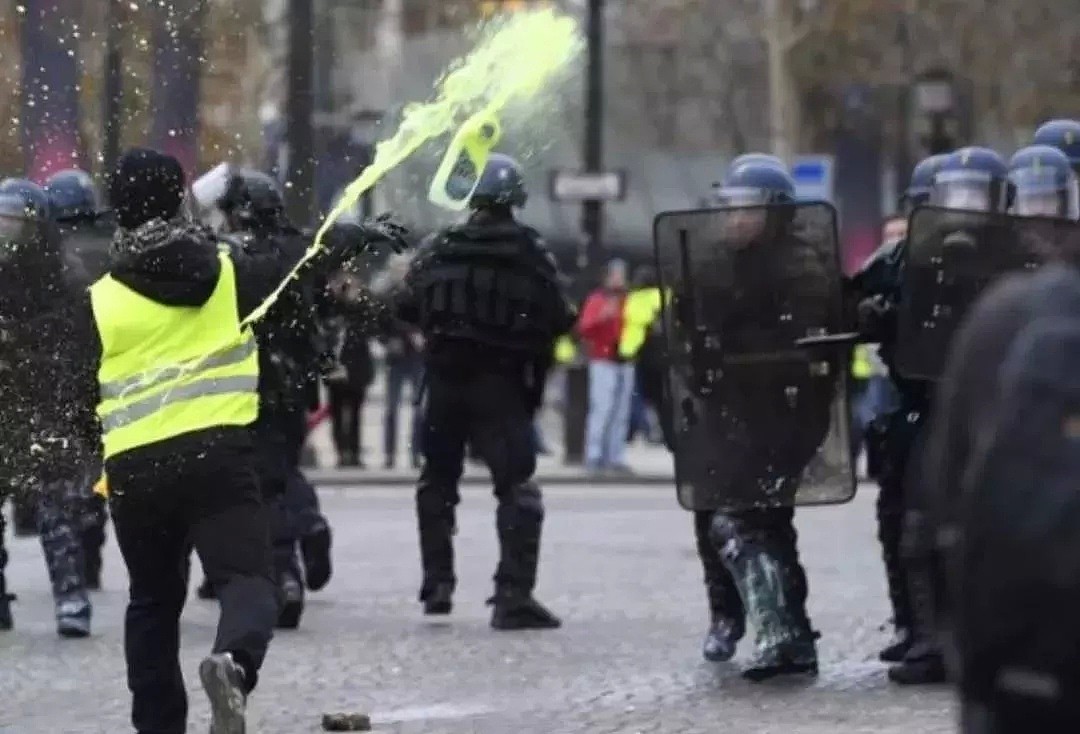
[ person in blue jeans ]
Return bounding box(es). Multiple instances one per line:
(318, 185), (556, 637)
(383, 327), (424, 469)
(578, 260), (634, 474)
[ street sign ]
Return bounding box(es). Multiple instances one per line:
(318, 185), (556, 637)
(549, 170), (627, 202)
(790, 154), (835, 202)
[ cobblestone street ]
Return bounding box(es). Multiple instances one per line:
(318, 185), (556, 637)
(2, 485), (955, 733)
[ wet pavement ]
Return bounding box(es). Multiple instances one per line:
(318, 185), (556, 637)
(1, 484), (956, 733)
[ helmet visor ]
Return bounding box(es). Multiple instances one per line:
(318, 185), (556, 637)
(931, 170), (998, 212)
(713, 186), (770, 208)
(1009, 167), (1080, 219)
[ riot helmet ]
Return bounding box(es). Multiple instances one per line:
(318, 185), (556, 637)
(220, 168), (287, 233)
(468, 153), (527, 210)
(710, 154), (786, 203)
(714, 157), (797, 207)
(714, 158), (797, 245)
(43, 169), (101, 222)
(929, 147), (1010, 213)
(0, 179), (55, 269)
(901, 154), (949, 215)
(1007, 145), (1079, 220)
(1033, 119), (1080, 175)
(0, 178), (52, 221)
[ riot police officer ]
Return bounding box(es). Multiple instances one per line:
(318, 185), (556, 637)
(191, 165), (336, 629)
(392, 153), (575, 629)
(688, 159), (826, 679)
(1033, 119), (1080, 177)
(1006, 145), (1079, 221)
(0, 178), (99, 637)
(849, 154), (947, 668)
(887, 147), (1011, 685)
(43, 168), (111, 589)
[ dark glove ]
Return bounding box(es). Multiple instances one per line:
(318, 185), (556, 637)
(355, 213), (410, 253)
(856, 294), (894, 340)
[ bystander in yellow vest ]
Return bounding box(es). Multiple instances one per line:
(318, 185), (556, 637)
(618, 286), (662, 360)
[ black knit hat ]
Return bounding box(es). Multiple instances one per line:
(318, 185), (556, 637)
(109, 147), (186, 229)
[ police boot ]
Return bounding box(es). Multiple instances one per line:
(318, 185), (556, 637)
(489, 589), (561, 630)
(490, 483), (560, 631)
(423, 582), (454, 616)
(198, 577), (218, 600)
(276, 564), (305, 630)
(55, 592), (91, 639)
(877, 478), (914, 662)
(887, 639), (946, 685)
(416, 482), (456, 615)
(13, 495), (37, 537)
(888, 562), (946, 685)
(702, 614), (744, 663)
(300, 518), (333, 592)
(0, 556), (14, 631)
(712, 516), (817, 681)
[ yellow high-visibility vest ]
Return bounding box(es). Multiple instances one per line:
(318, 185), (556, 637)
(618, 287), (662, 360)
(554, 335), (577, 365)
(852, 344), (873, 380)
(90, 252), (259, 460)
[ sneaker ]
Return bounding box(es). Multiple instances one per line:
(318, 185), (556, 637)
(56, 596), (91, 639)
(199, 653), (247, 734)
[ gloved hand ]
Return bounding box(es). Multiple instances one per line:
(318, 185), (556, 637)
(356, 213), (410, 253)
(856, 294), (894, 340)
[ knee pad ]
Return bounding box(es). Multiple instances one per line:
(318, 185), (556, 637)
(416, 482), (457, 517)
(501, 481), (544, 518)
(0, 545), (7, 571)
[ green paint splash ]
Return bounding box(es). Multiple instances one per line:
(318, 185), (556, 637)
(242, 8), (582, 325)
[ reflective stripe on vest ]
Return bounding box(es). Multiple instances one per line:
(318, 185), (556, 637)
(90, 252), (259, 460)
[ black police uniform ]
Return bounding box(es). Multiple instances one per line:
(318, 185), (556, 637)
(196, 217), (336, 628)
(0, 182), (99, 637)
(394, 210), (575, 628)
(692, 228), (829, 678)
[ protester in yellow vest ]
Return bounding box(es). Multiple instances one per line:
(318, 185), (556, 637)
(72, 148), (407, 734)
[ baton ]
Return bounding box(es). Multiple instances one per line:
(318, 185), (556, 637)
(794, 332), (861, 348)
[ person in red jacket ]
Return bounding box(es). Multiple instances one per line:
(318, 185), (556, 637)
(577, 259), (634, 473)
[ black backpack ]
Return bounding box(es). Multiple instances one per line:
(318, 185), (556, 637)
(955, 264), (1080, 711)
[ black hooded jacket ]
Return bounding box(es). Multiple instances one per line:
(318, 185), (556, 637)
(75, 218), (369, 478)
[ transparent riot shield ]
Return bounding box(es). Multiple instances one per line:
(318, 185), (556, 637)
(895, 206), (1080, 380)
(653, 201), (856, 513)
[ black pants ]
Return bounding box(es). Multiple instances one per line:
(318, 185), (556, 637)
(693, 510), (743, 621)
(328, 383), (366, 462)
(874, 408), (926, 633)
(416, 367), (542, 599)
(109, 446), (279, 734)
